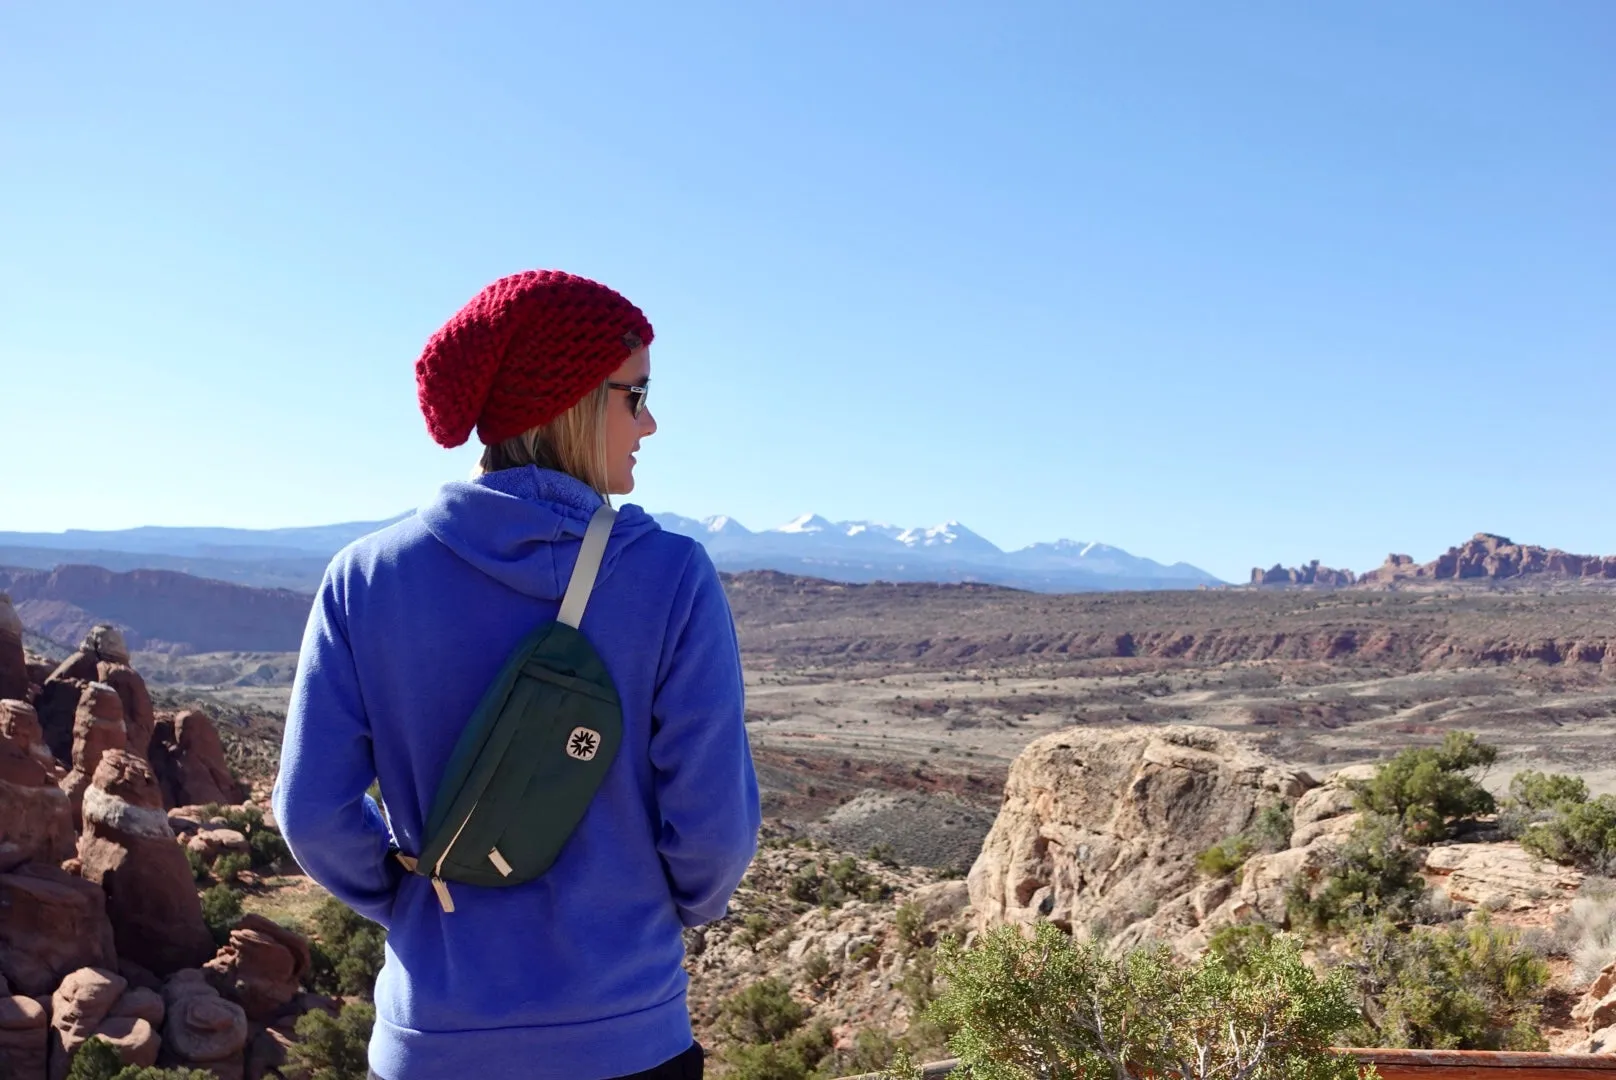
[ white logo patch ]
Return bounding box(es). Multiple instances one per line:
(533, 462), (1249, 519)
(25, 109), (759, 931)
(566, 727), (601, 761)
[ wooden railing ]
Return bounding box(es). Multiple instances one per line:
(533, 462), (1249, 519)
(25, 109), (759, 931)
(839, 1049), (1616, 1080)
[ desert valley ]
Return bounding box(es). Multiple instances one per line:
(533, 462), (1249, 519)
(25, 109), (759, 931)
(4, 528), (1616, 1077)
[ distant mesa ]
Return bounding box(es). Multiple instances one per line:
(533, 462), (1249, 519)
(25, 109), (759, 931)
(1250, 561), (1356, 588)
(1253, 533), (1616, 590)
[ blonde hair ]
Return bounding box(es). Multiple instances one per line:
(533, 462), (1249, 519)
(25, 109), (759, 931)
(476, 382), (612, 499)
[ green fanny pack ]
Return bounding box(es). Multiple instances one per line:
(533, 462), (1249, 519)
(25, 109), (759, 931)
(395, 504), (622, 913)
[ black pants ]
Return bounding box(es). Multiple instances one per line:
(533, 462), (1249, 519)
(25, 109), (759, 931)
(368, 1042), (703, 1080)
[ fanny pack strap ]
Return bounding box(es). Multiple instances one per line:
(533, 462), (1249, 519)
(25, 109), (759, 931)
(556, 505), (616, 630)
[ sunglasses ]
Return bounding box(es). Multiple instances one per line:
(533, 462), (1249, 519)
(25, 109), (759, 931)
(606, 379), (650, 419)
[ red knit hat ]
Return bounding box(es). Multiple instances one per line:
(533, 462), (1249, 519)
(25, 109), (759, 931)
(415, 270), (655, 448)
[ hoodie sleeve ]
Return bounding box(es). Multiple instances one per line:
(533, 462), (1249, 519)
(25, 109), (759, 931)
(648, 544), (761, 927)
(272, 559), (402, 927)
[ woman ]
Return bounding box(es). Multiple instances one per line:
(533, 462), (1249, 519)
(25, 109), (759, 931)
(273, 270), (761, 1080)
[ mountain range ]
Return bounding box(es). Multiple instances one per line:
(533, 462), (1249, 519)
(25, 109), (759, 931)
(0, 511), (1220, 594)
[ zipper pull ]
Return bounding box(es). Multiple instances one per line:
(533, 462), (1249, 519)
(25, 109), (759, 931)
(431, 875), (455, 913)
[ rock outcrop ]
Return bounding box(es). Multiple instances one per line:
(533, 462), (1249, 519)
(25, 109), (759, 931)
(0, 594), (27, 701)
(203, 914), (311, 1020)
(0, 707), (75, 870)
(160, 969), (249, 1080)
(150, 710), (243, 808)
(966, 726), (1311, 941)
(95, 663), (154, 761)
(1251, 561), (1357, 587)
(0, 863), (118, 997)
(0, 986), (49, 1080)
(76, 750), (215, 977)
(60, 682), (128, 827)
(1361, 533), (1616, 586)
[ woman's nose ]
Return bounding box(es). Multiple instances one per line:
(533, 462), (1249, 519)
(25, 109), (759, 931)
(641, 408), (657, 436)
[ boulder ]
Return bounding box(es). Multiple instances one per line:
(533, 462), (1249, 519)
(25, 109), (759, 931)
(1570, 1023), (1616, 1055)
(0, 700), (56, 770)
(47, 967), (126, 1080)
(1423, 842), (1583, 914)
(81, 1016), (159, 1072)
(160, 978), (248, 1080)
(0, 863), (118, 996)
(107, 987), (165, 1029)
(76, 750), (215, 976)
(967, 725), (1311, 940)
(0, 595), (27, 702)
(151, 711), (243, 809)
(188, 829), (250, 861)
(907, 880), (971, 928)
(0, 735), (74, 872)
(60, 682), (127, 827)
(95, 663), (155, 762)
(203, 915), (311, 1020)
(1574, 959), (1616, 1032)
(0, 993), (49, 1080)
(246, 1024), (297, 1080)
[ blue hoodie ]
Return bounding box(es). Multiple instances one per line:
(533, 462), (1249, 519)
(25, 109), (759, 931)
(272, 466), (761, 1080)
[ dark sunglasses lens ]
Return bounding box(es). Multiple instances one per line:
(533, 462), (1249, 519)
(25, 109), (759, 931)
(632, 386), (647, 418)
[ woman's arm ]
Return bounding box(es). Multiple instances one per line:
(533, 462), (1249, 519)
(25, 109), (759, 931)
(649, 545), (761, 927)
(272, 562), (402, 927)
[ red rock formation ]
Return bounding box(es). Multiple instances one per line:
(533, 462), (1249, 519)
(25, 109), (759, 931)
(150, 710), (243, 808)
(95, 663), (154, 761)
(203, 914), (311, 1020)
(0, 594), (27, 702)
(76, 750), (215, 977)
(1361, 534), (1616, 586)
(0, 991), (49, 1080)
(47, 966), (126, 1080)
(60, 683), (127, 828)
(187, 829), (249, 861)
(0, 863), (118, 997)
(1249, 560), (1357, 587)
(160, 970), (249, 1080)
(0, 719), (74, 871)
(34, 678), (85, 767)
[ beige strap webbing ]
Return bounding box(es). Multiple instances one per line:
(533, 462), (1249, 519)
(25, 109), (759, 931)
(556, 505), (616, 629)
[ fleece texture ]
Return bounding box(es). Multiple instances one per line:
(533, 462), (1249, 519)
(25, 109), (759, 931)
(272, 466), (760, 1080)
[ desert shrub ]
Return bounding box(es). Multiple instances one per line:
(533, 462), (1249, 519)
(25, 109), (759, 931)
(65, 1037), (123, 1080)
(717, 977), (808, 1044)
(1195, 834), (1254, 879)
(1556, 878), (1616, 982)
(787, 857), (888, 908)
(184, 845), (209, 883)
(713, 979), (835, 1080)
(1510, 770), (1589, 811)
(286, 1000), (375, 1080)
(306, 896), (386, 999)
(802, 948), (833, 988)
(1341, 916), (1549, 1050)
(212, 851), (251, 885)
(1206, 922), (1277, 978)
(211, 804), (292, 871)
(1352, 732), (1497, 843)
(1251, 803), (1295, 851)
(1520, 795), (1616, 871)
(926, 922), (1362, 1080)
(200, 884), (243, 946)
(733, 912), (773, 951)
(1196, 805), (1293, 880)
(113, 1069), (215, 1080)
(867, 841), (899, 867)
(895, 901), (927, 951)
(1288, 816), (1428, 933)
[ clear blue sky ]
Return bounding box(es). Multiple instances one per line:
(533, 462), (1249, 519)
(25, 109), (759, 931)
(2, 3), (1611, 583)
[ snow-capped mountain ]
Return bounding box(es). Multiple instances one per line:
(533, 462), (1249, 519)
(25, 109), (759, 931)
(652, 512), (1220, 592)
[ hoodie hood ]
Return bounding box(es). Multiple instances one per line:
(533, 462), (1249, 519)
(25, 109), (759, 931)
(417, 466), (660, 600)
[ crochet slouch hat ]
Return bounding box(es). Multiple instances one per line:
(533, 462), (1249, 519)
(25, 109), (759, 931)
(415, 270), (655, 448)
